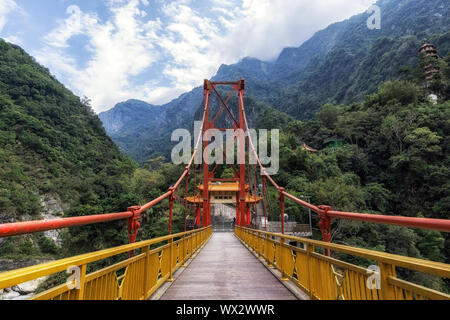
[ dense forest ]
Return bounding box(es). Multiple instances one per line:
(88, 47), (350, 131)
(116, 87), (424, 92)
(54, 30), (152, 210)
(0, 39), (137, 259)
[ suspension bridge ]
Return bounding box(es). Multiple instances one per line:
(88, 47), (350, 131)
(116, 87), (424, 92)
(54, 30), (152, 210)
(0, 80), (449, 300)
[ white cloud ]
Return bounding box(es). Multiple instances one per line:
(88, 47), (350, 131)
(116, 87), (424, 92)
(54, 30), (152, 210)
(35, 0), (377, 113)
(0, 0), (17, 31)
(221, 0), (378, 61)
(0, 0), (24, 33)
(37, 0), (162, 113)
(3, 34), (21, 44)
(0, 0), (26, 45)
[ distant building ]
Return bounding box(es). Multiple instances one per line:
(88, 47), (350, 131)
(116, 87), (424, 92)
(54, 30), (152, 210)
(419, 43), (440, 81)
(301, 143), (317, 154)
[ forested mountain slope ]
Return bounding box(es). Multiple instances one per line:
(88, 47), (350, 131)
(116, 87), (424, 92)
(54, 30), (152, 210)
(0, 39), (138, 258)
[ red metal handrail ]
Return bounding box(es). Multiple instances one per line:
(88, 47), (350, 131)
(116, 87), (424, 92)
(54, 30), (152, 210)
(281, 191), (450, 233)
(0, 212), (132, 238)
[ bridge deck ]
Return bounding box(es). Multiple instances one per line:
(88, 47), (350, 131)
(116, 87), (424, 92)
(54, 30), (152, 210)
(160, 232), (297, 300)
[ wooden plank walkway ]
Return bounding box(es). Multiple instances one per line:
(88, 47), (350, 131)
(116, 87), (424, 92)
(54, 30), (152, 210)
(160, 232), (297, 300)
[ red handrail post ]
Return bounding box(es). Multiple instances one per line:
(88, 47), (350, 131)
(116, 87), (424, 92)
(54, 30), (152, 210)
(127, 206), (141, 257)
(184, 168), (190, 233)
(279, 188), (286, 234)
(318, 205), (332, 257)
(168, 187), (175, 235)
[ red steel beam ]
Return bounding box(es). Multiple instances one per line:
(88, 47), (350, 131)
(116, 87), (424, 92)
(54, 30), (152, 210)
(211, 85), (239, 127)
(210, 81), (241, 85)
(202, 80), (211, 227)
(238, 80), (247, 227)
(212, 89), (235, 123)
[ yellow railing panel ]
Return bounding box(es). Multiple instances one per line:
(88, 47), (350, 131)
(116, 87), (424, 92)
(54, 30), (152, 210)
(295, 250), (309, 292)
(235, 226), (450, 300)
(0, 226), (212, 300)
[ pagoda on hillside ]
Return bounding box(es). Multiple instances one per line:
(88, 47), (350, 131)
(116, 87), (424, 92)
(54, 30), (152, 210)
(301, 143), (318, 154)
(419, 43), (440, 81)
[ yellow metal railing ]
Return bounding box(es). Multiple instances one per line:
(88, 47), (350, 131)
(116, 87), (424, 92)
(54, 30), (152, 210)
(0, 226), (212, 300)
(235, 226), (450, 300)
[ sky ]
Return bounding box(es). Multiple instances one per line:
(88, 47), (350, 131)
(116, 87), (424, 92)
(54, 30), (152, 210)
(0, 0), (376, 113)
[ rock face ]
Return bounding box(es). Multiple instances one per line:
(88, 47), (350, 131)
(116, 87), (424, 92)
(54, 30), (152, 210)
(99, 99), (161, 135)
(213, 204), (235, 220)
(0, 258), (52, 300)
(40, 194), (65, 217)
(1, 289), (20, 300)
(0, 276), (48, 300)
(98, 87), (204, 164)
(39, 194), (68, 246)
(211, 204), (235, 231)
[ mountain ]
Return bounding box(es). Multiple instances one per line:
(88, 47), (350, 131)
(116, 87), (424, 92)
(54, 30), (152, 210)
(99, 0), (450, 163)
(0, 39), (137, 257)
(100, 90), (292, 164)
(100, 87), (204, 164)
(100, 99), (161, 135)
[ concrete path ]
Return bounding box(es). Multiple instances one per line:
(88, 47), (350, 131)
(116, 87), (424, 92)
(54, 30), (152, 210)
(160, 232), (297, 300)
